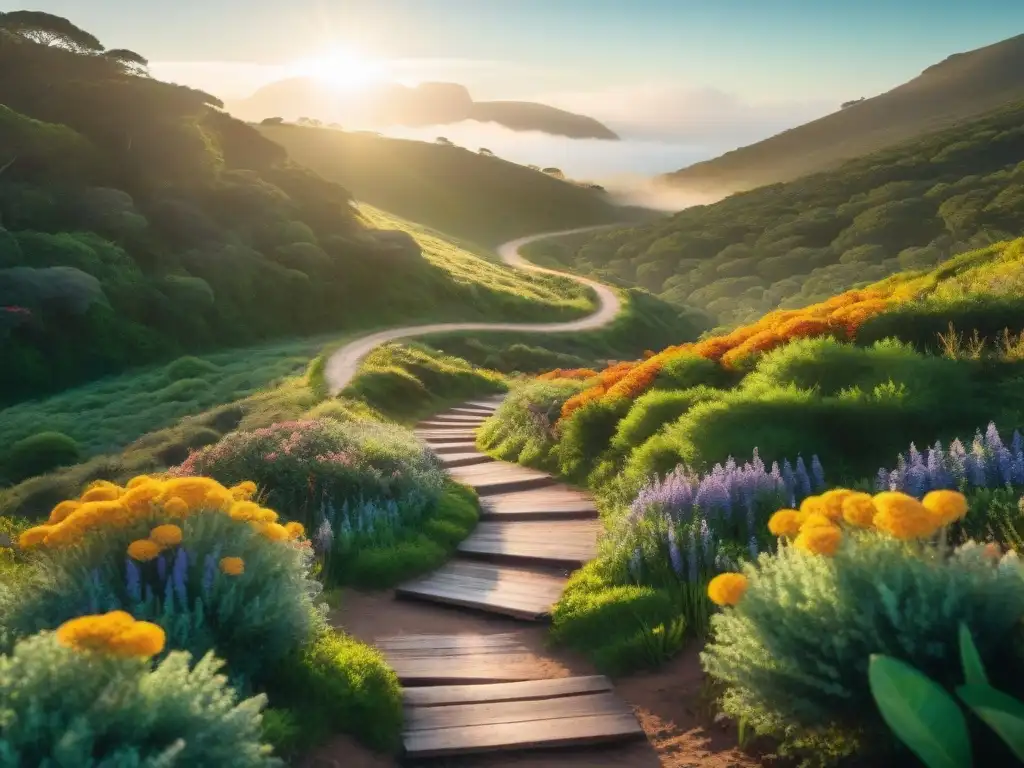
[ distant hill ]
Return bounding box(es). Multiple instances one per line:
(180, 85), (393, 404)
(523, 97), (1024, 326)
(231, 79), (619, 141)
(661, 33), (1024, 193)
(259, 124), (643, 245)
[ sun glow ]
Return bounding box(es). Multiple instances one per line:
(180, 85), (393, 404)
(291, 47), (386, 92)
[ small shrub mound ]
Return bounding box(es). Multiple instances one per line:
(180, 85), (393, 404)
(1, 431), (80, 484)
(172, 419), (475, 587)
(2, 475), (324, 691)
(702, 488), (1024, 764)
(165, 355), (219, 381)
(1, 615), (279, 767)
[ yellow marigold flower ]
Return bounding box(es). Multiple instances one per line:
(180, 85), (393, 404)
(799, 495), (825, 517)
(768, 509), (803, 538)
(126, 475), (154, 489)
(819, 488), (854, 521)
(922, 490), (968, 527)
(158, 477), (229, 511)
(231, 481), (258, 501)
(203, 486), (234, 512)
(18, 525), (53, 548)
(56, 611), (164, 658)
(120, 482), (162, 513)
(873, 492), (940, 540)
(256, 508), (278, 523)
(80, 481), (123, 502)
(229, 501), (260, 522)
(149, 524), (183, 548)
(162, 496), (189, 518)
(261, 522), (290, 542)
(220, 556), (245, 576)
(707, 572), (749, 607)
(127, 539), (161, 562)
(48, 500), (79, 524)
(795, 525), (842, 556)
(842, 492), (877, 527)
(284, 521), (305, 540)
(801, 512), (835, 530)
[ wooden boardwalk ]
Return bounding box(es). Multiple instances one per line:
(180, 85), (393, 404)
(389, 396), (643, 759)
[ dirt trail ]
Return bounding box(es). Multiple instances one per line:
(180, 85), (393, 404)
(324, 225), (622, 394)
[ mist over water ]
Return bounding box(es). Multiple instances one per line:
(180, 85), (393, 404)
(380, 121), (729, 211)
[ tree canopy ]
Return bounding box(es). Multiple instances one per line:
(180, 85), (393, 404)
(0, 11), (102, 52)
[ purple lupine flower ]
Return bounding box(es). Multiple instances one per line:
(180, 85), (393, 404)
(172, 548), (188, 605)
(125, 558), (142, 602)
(949, 439), (967, 483)
(748, 536), (759, 560)
(202, 553), (217, 598)
(628, 548), (642, 581)
(314, 519), (334, 554)
(904, 462), (928, 498)
(795, 457), (812, 501)
(781, 459), (796, 505)
(666, 518), (683, 578)
(156, 554), (167, 584)
(985, 422), (1004, 453)
(1012, 430), (1023, 457)
(811, 455), (825, 491)
(875, 468), (890, 491)
(688, 528), (699, 582)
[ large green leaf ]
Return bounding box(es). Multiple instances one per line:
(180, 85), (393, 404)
(869, 654), (972, 768)
(958, 624), (988, 687)
(956, 684), (1024, 761)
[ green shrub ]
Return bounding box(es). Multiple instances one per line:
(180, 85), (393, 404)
(0, 483), (325, 691)
(701, 534), (1024, 755)
(552, 396), (631, 481)
(0, 631), (280, 767)
(267, 631), (403, 754)
(158, 377), (212, 403)
(611, 386), (723, 454)
(655, 353), (738, 390)
(165, 355), (219, 381)
(1, 431), (80, 484)
(858, 295), (1024, 351)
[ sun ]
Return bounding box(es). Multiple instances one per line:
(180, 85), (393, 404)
(291, 47), (385, 92)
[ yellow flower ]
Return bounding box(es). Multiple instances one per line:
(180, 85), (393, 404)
(203, 486), (234, 512)
(56, 611), (165, 658)
(795, 525), (842, 556)
(768, 509), (803, 538)
(801, 512), (835, 530)
(126, 475), (154, 489)
(18, 525), (53, 548)
(799, 495), (825, 517)
(149, 524), (183, 548)
(158, 477), (231, 511)
(80, 481), (123, 502)
(48, 500), (79, 524)
(707, 572), (749, 606)
(873, 492), (940, 540)
(922, 490), (968, 527)
(220, 556), (245, 576)
(819, 489), (854, 521)
(127, 539), (161, 562)
(41, 501), (132, 548)
(231, 481), (257, 501)
(256, 508), (278, 523)
(162, 496), (189, 518)
(229, 501), (260, 522)
(261, 522), (290, 542)
(842, 492), (877, 528)
(284, 521), (305, 540)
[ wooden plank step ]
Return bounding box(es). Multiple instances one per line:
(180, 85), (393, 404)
(403, 686), (642, 758)
(480, 486), (598, 521)
(419, 419), (485, 430)
(427, 440), (479, 455)
(464, 398), (503, 411)
(395, 559), (567, 620)
(458, 520), (599, 568)
(425, 413), (490, 424)
(447, 462), (555, 496)
(445, 406), (497, 418)
(416, 429), (479, 443)
(439, 451), (494, 468)
(403, 675), (612, 707)
(376, 633), (547, 685)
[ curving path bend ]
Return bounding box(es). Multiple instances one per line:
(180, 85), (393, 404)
(324, 224), (622, 394)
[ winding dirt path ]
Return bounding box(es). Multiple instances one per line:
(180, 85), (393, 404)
(324, 225), (622, 394)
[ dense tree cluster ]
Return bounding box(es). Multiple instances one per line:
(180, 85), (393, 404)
(544, 100), (1024, 326)
(0, 13), (455, 404)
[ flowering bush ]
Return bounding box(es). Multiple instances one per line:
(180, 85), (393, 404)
(0, 620), (280, 767)
(171, 419), (447, 580)
(1, 475), (324, 690)
(701, 487), (1024, 759)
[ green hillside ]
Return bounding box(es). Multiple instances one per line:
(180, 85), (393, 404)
(0, 16), (598, 406)
(662, 32), (1024, 192)
(258, 123), (639, 245)
(527, 98), (1024, 327)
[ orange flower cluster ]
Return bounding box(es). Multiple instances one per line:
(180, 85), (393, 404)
(558, 288), (897, 421)
(536, 368), (599, 381)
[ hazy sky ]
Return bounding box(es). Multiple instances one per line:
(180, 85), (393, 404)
(31, 1), (1024, 143)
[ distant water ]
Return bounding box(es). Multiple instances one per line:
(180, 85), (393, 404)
(381, 121), (716, 182)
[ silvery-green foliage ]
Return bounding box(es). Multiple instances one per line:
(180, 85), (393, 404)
(0, 512), (324, 691)
(477, 380), (585, 467)
(701, 533), (1024, 740)
(0, 631), (281, 768)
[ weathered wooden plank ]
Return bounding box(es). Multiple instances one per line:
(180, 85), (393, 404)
(419, 419), (485, 430)
(386, 656), (543, 685)
(402, 676), (612, 707)
(456, 520), (598, 567)
(416, 429), (479, 441)
(407, 692), (628, 731)
(427, 440), (479, 455)
(480, 486), (598, 521)
(447, 463), (555, 495)
(403, 712), (644, 757)
(446, 405), (498, 417)
(438, 451), (493, 468)
(423, 414), (490, 424)
(376, 633), (523, 653)
(396, 579), (558, 619)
